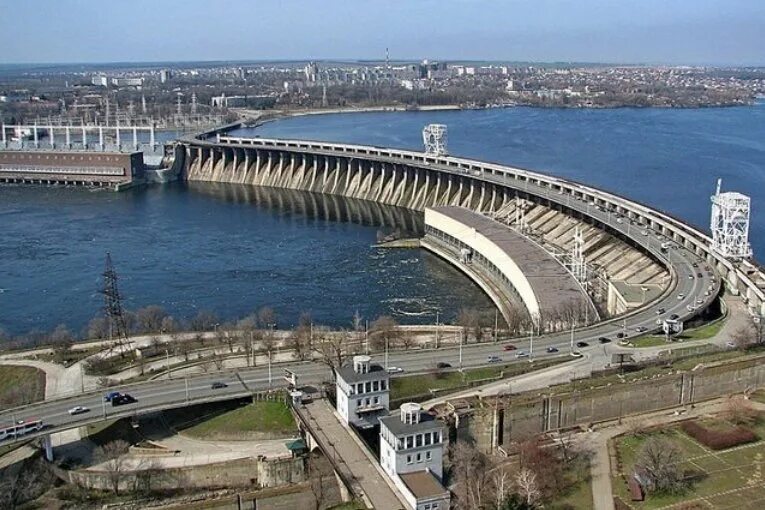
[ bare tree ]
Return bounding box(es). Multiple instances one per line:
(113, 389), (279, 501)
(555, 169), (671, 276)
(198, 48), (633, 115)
(257, 306), (277, 329)
(636, 437), (684, 494)
(314, 328), (349, 377)
(49, 323), (74, 363)
(457, 308), (482, 342)
(94, 440), (131, 495)
(726, 395), (758, 426)
(449, 441), (492, 510)
(307, 452), (330, 510)
(370, 315), (397, 351)
(731, 323), (756, 350)
(398, 330), (416, 350)
(190, 310), (218, 331)
(135, 305), (168, 333)
(86, 316), (109, 340)
(0, 457), (55, 510)
(199, 358), (213, 373)
(160, 315), (178, 334)
(515, 468), (540, 507)
(213, 352), (225, 371)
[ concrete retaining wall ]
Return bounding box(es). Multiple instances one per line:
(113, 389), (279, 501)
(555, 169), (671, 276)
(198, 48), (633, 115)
(457, 356), (765, 451)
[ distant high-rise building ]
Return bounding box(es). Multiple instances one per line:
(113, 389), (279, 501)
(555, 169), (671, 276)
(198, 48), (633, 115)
(304, 61), (319, 83)
(160, 69), (171, 83)
(91, 75), (108, 87)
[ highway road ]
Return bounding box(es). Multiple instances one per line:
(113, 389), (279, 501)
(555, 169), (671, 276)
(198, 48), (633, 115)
(0, 160), (722, 446)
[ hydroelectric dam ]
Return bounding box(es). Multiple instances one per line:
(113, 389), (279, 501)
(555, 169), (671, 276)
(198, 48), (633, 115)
(174, 125), (765, 332)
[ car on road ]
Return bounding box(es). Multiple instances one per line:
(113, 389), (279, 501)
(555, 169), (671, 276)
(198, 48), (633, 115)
(386, 366), (404, 374)
(669, 313), (680, 320)
(211, 382), (228, 389)
(576, 341), (589, 348)
(68, 406), (89, 416)
(104, 391), (122, 402)
(546, 346), (559, 353)
(514, 351), (528, 359)
(696, 298), (704, 304)
(677, 293), (685, 300)
(687, 305), (695, 312)
(503, 344), (517, 351)
(599, 337), (612, 344)
(656, 308), (665, 315)
(487, 355), (502, 363)
(616, 332), (627, 338)
(436, 362), (452, 369)
(692, 262), (698, 268)
(697, 272), (703, 278)
(655, 318), (663, 325)
(111, 394), (137, 407)
(688, 274), (694, 279)
(635, 326), (647, 333)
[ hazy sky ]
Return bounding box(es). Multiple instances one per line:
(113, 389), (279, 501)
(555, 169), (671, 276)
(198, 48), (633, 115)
(2, 0), (764, 65)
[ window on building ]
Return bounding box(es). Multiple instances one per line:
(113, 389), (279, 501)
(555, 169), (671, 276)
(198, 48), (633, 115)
(432, 504), (439, 509)
(424, 505), (431, 510)
(365, 398), (370, 406)
(416, 453), (421, 462)
(373, 396), (379, 405)
(426, 451), (432, 461)
(406, 436), (413, 449)
(424, 433), (431, 446)
(381, 380), (387, 390)
(365, 382), (371, 393)
(373, 380), (379, 391)
(357, 399), (362, 407)
(357, 383), (363, 394)
(406, 455), (412, 464)
(398, 439), (404, 450)
(416, 434), (423, 447)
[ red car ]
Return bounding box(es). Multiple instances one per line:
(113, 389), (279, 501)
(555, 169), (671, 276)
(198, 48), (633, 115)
(503, 344), (517, 351)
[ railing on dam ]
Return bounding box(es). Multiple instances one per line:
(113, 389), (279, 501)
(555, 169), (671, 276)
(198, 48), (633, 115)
(184, 134), (765, 314)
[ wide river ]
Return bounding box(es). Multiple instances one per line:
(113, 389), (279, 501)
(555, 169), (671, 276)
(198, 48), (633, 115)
(1, 105), (764, 336)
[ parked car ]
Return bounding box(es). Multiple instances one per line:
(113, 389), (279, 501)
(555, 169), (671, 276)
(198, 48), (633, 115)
(546, 346), (559, 353)
(386, 366), (404, 374)
(111, 394), (137, 407)
(211, 382), (228, 389)
(436, 362), (452, 369)
(576, 341), (589, 348)
(68, 406), (89, 416)
(503, 344), (517, 351)
(616, 332), (626, 338)
(697, 272), (703, 278)
(487, 355), (502, 363)
(635, 326), (647, 333)
(599, 337), (612, 344)
(677, 293), (685, 300)
(514, 351), (528, 359)
(104, 391), (121, 402)
(656, 308), (665, 315)
(670, 314), (680, 320)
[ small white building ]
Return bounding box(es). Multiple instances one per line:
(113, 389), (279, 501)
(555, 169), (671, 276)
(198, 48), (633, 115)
(379, 403), (450, 510)
(335, 355), (390, 428)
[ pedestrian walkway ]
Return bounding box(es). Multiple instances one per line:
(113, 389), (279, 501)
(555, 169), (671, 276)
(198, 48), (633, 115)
(297, 399), (407, 510)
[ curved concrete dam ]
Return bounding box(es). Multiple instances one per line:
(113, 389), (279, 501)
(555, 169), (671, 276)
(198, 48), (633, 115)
(179, 133), (765, 326)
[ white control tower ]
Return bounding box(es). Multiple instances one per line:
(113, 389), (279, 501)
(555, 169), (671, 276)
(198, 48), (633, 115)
(710, 178), (752, 259)
(422, 124), (448, 156)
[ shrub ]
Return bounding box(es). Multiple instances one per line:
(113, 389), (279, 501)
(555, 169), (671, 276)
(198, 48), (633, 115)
(680, 420), (758, 450)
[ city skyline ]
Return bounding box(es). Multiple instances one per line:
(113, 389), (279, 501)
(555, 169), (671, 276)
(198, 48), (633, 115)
(1, 0), (764, 66)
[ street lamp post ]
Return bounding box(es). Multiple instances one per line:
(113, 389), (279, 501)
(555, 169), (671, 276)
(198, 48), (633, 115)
(459, 330), (463, 372)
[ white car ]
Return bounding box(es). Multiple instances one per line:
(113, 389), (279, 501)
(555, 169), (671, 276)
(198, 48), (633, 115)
(68, 406), (89, 416)
(677, 294), (685, 300)
(386, 366), (404, 374)
(514, 351), (528, 358)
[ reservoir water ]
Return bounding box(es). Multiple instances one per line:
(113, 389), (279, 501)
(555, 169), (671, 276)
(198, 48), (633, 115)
(2, 105), (765, 336)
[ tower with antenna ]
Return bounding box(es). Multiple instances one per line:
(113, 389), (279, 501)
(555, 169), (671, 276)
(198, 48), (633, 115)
(191, 92), (198, 115)
(100, 252), (130, 355)
(385, 47), (391, 81)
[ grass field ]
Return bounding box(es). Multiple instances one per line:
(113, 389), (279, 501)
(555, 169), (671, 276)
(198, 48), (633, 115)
(611, 413), (765, 509)
(181, 400), (296, 439)
(629, 319), (727, 349)
(390, 357), (567, 401)
(0, 365), (46, 410)
(550, 457), (594, 509)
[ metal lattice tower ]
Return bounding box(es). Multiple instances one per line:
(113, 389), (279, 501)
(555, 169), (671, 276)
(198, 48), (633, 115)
(176, 94), (183, 115)
(100, 252), (130, 354)
(191, 92), (198, 115)
(710, 178), (752, 259)
(423, 124), (448, 156)
(141, 95), (147, 115)
(570, 226), (587, 284)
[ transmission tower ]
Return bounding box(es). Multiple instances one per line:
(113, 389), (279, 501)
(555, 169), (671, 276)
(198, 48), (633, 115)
(710, 178), (752, 259)
(176, 94), (183, 115)
(191, 92), (198, 115)
(423, 124), (448, 156)
(141, 94), (147, 115)
(101, 252), (130, 355)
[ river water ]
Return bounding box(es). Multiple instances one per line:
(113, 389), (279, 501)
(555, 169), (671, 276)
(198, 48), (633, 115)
(2, 105), (764, 337)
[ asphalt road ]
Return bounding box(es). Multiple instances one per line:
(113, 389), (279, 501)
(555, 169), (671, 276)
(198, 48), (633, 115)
(0, 164), (721, 444)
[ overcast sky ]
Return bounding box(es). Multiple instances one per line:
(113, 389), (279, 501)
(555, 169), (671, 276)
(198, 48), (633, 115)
(2, 0), (764, 65)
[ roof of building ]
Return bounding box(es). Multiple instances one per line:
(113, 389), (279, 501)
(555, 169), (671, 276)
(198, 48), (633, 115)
(428, 206), (589, 317)
(336, 362), (388, 384)
(379, 411), (443, 436)
(400, 470), (449, 499)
